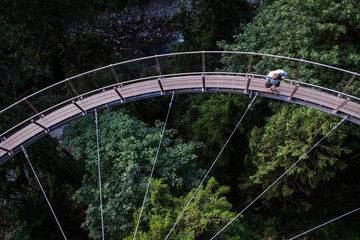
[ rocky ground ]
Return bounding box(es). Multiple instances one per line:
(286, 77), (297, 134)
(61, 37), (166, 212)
(97, 0), (261, 58)
(99, 0), (180, 58)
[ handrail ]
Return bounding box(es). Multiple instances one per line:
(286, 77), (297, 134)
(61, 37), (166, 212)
(283, 79), (360, 101)
(1, 72), (360, 164)
(1, 51), (359, 143)
(1, 71), (359, 139)
(216, 51), (359, 76)
(1, 51), (359, 115)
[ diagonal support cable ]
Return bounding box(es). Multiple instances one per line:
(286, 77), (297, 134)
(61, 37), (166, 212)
(165, 93), (258, 240)
(210, 116), (348, 240)
(133, 91), (175, 240)
(21, 145), (67, 240)
(289, 207), (360, 239)
(95, 108), (105, 240)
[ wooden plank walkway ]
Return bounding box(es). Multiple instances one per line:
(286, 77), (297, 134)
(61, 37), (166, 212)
(1, 75), (359, 164)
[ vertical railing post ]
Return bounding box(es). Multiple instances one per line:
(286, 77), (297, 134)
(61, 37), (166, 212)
(25, 99), (39, 114)
(25, 99), (48, 132)
(293, 60), (303, 84)
(156, 56), (165, 94)
(202, 51), (206, 91)
(66, 79), (80, 97)
(245, 54), (253, 94)
(110, 65), (120, 83)
(247, 54), (253, 76)
(156, 56), (162, 76)
(338, 74), (356, 98)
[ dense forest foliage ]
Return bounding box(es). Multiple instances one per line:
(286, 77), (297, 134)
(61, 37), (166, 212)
(1, 0), (359, 239)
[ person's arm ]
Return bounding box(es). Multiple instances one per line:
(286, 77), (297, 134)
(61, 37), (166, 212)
(277, 70), (287, 80)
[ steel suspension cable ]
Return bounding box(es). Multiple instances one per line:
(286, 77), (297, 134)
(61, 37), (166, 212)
(133, 91), (175, 240)
(21, 145), (67, 240)
(165, 93), (258, 240)
(210, 116), (348, 240)
(95, 109), (105, 240)
(289, 207), (360, 239)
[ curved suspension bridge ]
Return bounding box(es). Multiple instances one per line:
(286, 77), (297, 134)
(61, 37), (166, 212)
(1, 51), (359, 164)
(1, 51), (359, 239)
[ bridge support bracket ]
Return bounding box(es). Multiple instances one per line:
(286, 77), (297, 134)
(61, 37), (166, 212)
(0, 146), (12, 155)
(31, 119), (49, 133)
(72, 101), (87, 115)
(202, 75), (206, 92)
(245, 76), (251, 94)
(333, 97), (350, 114)
(114, 87), (125, 102)
(288, 84), (300, 101)
(158, 79), (165, 94)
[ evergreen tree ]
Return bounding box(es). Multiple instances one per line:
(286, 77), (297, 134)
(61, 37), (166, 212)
(242, 106), (351, 212)
(125, 177), (243, 239)
(0, 0), (115, 133)
(219, 0), (360, 92)
(61, 109), (205, 239)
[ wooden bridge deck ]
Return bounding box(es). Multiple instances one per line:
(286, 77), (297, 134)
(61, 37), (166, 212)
(0, 75), (359, 164)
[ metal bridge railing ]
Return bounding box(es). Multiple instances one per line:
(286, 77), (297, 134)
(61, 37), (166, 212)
(1, 51), (359, 141)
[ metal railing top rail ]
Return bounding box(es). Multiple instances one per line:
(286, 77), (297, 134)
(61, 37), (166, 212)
(1, 51), (359, 115)
(216, 51), (360, 76)
(282, 79), (360, 101)
(1, 71), (359, 139)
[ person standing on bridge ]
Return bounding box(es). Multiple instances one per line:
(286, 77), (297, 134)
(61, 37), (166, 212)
(265, 69), (287, 93)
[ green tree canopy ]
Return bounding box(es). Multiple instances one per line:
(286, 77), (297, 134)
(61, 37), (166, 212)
(0, 0), (115, 135)
(242, 106), (351, 212)
(61, 109), (205, 239)
(0, 0), (124, 125)
(219, 0), (360, 92)
(126, 177), (242, 239)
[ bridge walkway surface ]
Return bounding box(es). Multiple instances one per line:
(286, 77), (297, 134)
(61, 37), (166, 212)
(1, 73), (359, 164)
